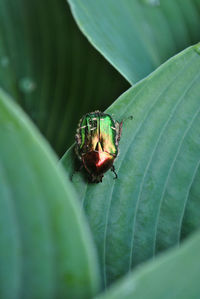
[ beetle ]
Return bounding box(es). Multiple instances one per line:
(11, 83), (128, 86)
(75, 110), (123, 183)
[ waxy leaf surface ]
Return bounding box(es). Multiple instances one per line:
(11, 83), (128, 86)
(68, 0), (200, 83)
(0, 89), (100, 299)
(62, 45), (200, 287)
(96, 231), (200, 299)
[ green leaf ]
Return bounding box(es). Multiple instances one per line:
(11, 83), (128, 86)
(96, 231), (200, 299)
(68, 0), (200, 83)
(61, 44), (200, 287)
(0, 88), (100, 299)
(0, 0), (129, 156)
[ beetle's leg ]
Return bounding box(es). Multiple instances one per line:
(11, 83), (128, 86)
(117, 115), (133, 142)
(111, 165), (118, 179)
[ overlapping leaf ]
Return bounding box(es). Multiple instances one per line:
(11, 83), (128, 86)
(68, 0), (200, 83)
(0, 0), (128, 156)
(96, 231), (200, 299)
(0, 88), (100, 299)
(61, 45), (200, 287)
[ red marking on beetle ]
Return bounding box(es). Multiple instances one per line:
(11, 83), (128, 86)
(96, 151), (110, 167)
(82, 151), (114, 175)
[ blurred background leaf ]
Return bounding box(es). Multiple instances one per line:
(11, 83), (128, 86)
(68, 0), (200, 83)
(96, 231), (200, 299)
(61, 44), (200, 288)
(0, 88), (100, 299)
(0, 0), (129, 156)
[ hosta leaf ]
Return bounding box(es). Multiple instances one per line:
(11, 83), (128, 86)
(68, 0), (200, 83)
(61, 44), (200, 287)
(0, 89), (100, 299)
(0, 0), (128, 156)
(96, 231), (200, 299)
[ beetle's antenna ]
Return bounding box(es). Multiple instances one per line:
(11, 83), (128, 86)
(123, 115), (133, 122)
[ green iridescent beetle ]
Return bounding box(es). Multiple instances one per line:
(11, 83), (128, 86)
(75, 110), (123, 183)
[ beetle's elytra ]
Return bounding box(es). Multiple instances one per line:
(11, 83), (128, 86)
(75, 110), (122, 183)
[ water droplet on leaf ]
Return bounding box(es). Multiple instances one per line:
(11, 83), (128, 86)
(19, 77), (36, 93)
